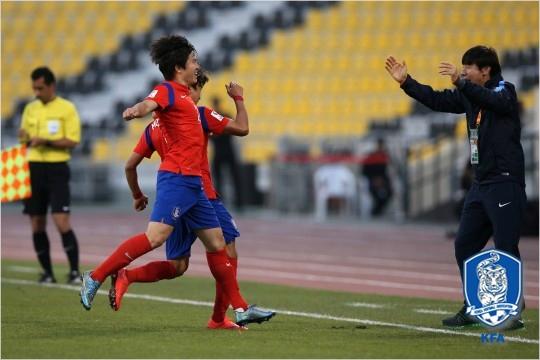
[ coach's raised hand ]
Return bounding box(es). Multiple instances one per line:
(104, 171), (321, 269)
(385, 56), (408, 85)
(438, 61), (460, 85)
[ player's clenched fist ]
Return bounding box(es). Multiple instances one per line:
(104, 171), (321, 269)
(226, 82), (243, 98)
(133, 195), (149, 212)
(123, 107), (138, 121)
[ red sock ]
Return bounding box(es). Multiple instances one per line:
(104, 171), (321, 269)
(211, 257), (238, 322)
(92, 233), (152, 283)
(206, 249), (247, 311)
(125, 261), (178, 283)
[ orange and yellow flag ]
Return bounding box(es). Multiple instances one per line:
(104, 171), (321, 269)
(1, 144), (31, 202)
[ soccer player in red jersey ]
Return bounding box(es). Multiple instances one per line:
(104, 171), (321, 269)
(110, 71), (251, 329)
(79, 35), (274, 327)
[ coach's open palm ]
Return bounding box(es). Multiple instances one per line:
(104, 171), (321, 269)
(385, 56), (408, 84)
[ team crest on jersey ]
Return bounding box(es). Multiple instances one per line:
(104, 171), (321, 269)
(151, 118), (160, 129)
(148, 89), (158, 98)
(464, 249), (522, 328)
(171, 207), (181, 220)
(211, 110), (224, 121)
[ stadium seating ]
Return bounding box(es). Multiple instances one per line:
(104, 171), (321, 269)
(1, 1), (538, 167)
(1, 1), (186, 119)
(198, 1), (538, 162)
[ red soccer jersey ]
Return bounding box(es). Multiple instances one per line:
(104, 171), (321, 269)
(197, 106), (230, 199)
(144, 81), (203, 176)
(133, 118), (169, 160)
(134, 107), (230, 200)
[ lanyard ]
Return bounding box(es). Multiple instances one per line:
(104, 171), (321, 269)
(470, 110), (482, 165)
(474, 110), (482, 128)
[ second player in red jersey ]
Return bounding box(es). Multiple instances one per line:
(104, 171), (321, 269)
(80, 35), (275, 327)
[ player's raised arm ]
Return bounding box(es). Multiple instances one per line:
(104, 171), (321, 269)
(223, 82), (249, 136)
(123, 100), (158, 121)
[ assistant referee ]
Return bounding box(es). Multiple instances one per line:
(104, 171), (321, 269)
(18, 67), (82, 284)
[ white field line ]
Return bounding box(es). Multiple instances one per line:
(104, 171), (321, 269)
(2, 277), (538, 345)
(414, 309), (454, 315)
(345, 302), (386, 309)
(5, 265), (39, 273)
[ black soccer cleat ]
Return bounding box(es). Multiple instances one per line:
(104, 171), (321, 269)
(67, 270), (82, 285)
(442, 305), (478, 327)
(501, 317), (525, 331)
(38, 272), (57, 284)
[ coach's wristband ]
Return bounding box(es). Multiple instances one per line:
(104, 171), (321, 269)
(232, 95), (244, 102)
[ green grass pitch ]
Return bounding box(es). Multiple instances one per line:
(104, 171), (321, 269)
(2, 259), (538, 358)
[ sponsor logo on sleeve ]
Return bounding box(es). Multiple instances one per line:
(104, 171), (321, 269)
(211, 110), (224, 122)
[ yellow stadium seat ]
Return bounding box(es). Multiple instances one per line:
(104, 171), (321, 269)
(5, 1), (537, 164)
(3, 1), (186, 120)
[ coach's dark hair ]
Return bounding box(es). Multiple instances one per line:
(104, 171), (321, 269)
(462, 45), (501, 76)
(195, 69), (209, 88)
(150, 35), (196, 80)
(31, 67), (56, 85)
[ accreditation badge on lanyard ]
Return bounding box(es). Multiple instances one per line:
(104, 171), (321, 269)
(469, 110), (482, 165)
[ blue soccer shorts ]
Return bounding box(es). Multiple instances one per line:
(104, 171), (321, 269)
(165, 199), (240, 260)
(164, 200), (240, 259)
(151, 171), (220, 259)
(165, 219), (197, 259)
(210, 199), (240, 244)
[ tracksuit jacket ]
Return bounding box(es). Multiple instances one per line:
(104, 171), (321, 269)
(400, 73), (525, 187)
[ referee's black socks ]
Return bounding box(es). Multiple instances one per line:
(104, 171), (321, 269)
(61, 230), (79, 273)
(32, 232), (53, 276)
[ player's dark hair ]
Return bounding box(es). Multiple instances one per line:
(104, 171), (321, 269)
(196, 69), (209, 88)
(150, 35), (196, 80)
(31, 67), (56, 85)
(462, 45), (501, 77)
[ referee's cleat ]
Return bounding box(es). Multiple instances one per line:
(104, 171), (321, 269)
(442, 305), (478, 327)
(80, 271), (101, 310)
(38, 272), (56, 284)
(67, 270), (82, 285)
(235, 305), (276, 326)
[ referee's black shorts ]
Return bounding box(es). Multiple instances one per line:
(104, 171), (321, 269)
(23, 162), (71, 215)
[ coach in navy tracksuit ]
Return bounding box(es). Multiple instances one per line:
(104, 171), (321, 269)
(385, 46), (526, 328)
